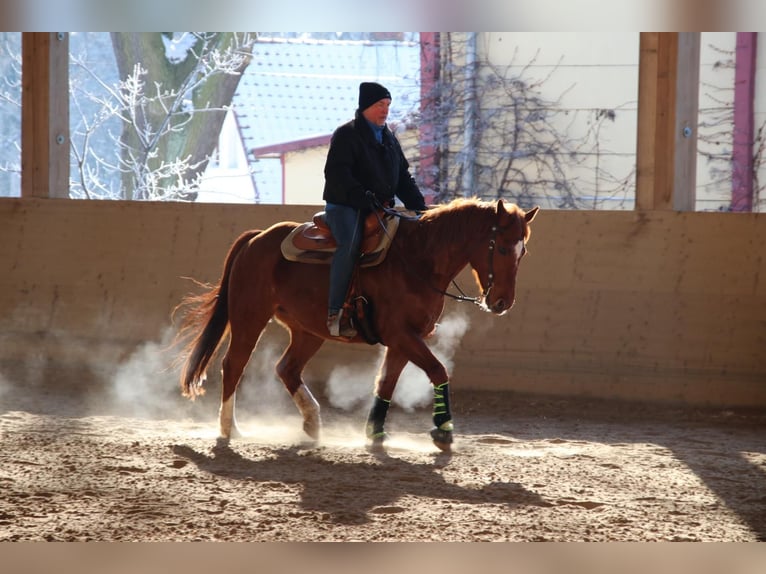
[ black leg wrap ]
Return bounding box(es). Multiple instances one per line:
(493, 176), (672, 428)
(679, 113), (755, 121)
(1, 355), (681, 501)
(366, 395), (390, 440)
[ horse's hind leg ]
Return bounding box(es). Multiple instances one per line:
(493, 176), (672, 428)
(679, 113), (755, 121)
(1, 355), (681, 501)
(219, 321), (267, 440)
(365, 347), (408, 448)
(275, 329), (324, 440)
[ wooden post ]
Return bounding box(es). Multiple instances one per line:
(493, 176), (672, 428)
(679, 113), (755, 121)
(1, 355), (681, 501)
(21, 32), (69, 199)
(636, 32), (700, 211)
(673, 33), (700, 211)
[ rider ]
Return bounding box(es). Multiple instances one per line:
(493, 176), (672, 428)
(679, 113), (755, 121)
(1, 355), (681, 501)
(323, 81), (428, 338)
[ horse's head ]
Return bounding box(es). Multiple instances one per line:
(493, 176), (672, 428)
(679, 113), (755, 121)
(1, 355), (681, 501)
(471, 199), (539, 315)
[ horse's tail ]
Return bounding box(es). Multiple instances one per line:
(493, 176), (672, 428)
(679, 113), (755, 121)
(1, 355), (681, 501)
(174, 230), (261, 399)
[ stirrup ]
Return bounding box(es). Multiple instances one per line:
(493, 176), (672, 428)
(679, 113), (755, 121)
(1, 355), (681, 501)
(327, 309), (357, 338)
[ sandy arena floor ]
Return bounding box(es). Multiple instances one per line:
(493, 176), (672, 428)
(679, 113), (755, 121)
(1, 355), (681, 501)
(1, 380), (764, 542)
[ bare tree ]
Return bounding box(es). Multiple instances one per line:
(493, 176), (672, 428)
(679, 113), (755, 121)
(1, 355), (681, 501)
(406, 34), (635, 210)
(70, 32), (256, 200)
(696, 43), (737, 210)
(753, 123), (766, 209)
(696, 41), (766, 212)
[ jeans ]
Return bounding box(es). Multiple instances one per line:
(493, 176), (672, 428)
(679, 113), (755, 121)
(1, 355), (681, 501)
(325, 202), (364, 314)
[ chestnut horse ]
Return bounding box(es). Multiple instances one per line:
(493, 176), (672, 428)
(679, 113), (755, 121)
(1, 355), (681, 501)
(176, 198), (538, 450)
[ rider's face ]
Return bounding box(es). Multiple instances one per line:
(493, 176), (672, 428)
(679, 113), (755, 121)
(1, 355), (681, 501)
(362, 98), (391, 127)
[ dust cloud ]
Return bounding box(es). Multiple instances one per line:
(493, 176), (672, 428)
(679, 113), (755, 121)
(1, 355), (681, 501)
(395, 310), (469, 411)
(100, 326), (295, 423)
(1, 310), (468, 444)
(105, 326), (184, 419)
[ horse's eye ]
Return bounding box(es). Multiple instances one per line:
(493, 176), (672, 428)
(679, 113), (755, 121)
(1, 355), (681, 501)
(498, 246), (508, 256)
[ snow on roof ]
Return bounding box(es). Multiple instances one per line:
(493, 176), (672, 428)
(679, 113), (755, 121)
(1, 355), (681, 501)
(233, 37), (422, 153)
(225, 36), (421, 203)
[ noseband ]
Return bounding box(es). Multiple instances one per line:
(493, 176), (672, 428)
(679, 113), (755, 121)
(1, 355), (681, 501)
(481, 224), (499, 300)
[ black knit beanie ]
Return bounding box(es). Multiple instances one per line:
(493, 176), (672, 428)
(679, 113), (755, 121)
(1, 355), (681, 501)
(358, 82), (392, 111)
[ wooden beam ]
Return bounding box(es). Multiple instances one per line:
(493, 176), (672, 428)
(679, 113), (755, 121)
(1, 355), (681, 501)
(21, 32), (69, 199)
(636, 32), (674, 210)
(673, 33), (700, 211)
(636, 33), (700, 211)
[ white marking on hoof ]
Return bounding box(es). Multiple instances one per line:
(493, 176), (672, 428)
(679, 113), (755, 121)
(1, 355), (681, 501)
(292, 384), (321, 440)
(218, 394), (242, 439)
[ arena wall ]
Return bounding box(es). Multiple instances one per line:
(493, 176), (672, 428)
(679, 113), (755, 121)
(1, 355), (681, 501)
(1, 198), (764, 408)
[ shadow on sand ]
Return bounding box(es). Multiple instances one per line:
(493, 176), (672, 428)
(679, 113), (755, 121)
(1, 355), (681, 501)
(172, 439), (550, 525)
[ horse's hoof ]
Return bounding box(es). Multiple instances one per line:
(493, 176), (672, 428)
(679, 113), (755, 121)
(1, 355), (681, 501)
(219, 425), (243, 440)
(366, 432), (388, 453)
(430, 427), (453, 451)
(303, 418), (321, 441)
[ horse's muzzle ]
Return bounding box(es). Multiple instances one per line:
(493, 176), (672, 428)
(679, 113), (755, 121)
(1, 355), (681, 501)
(490, 297), (514, 314)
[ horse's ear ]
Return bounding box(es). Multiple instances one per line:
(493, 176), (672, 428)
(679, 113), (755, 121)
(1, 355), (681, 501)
(496, 198), (506, 215)
(524, 206), (540, 223)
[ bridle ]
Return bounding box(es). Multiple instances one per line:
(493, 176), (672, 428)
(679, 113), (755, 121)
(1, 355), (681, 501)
(481, 224), (500, 301)
(373, 202), (508, 308)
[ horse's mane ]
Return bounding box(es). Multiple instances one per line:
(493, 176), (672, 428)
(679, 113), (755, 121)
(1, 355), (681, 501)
(415, 197), (527, 253)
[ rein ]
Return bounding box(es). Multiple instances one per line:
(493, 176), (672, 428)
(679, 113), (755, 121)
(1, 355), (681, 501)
(369, 197), (497, 307)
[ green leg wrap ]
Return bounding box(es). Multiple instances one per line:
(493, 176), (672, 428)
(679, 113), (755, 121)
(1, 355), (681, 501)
(432, 381), (453, 430)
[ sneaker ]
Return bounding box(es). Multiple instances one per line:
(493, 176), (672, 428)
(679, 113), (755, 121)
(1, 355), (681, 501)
(327, 310), (357, 338)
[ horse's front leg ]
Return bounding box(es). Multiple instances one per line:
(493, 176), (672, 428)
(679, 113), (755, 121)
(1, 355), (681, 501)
(399, 334), (454, 450)
(366, 347), (408, 449)
(430, 381), (454, 450)
(380, 336), (454, 451)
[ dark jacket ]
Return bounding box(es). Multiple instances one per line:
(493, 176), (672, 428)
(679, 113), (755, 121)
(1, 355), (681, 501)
(323, 110), (427, 212)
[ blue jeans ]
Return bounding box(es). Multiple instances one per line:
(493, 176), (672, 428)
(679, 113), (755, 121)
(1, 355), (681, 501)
(325, 202), (364, 314)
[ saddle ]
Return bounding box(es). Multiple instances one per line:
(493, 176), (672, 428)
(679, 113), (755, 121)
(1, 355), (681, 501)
(280, 209), (400, 267)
